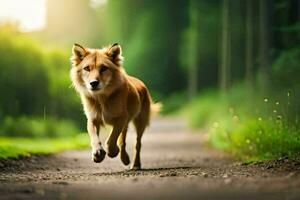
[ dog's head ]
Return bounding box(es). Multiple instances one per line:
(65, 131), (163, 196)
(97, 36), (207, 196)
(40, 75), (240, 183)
(70, 43), (124, 96)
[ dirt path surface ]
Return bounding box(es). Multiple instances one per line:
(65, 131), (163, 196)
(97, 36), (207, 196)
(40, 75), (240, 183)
(1, 117), (300, 200)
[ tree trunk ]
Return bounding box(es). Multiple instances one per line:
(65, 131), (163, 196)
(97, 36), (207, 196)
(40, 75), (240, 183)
(219, 0), (231, 93)
(188, 0), (199, 100)
(259, 0), (271, 95)
(188, 62), (198, 100)
(245, 0), (254, 91)
(298, 0), (300, 21)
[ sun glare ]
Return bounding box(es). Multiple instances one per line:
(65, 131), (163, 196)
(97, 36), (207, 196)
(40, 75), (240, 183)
(0, 0), (46, 32)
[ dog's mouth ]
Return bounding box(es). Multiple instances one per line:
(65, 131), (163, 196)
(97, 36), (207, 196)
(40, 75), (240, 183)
(91, 88), (100, 91)
(89, 88), (102, 93)
(86, 82), (106, 92)
(89, 85), (105, 92)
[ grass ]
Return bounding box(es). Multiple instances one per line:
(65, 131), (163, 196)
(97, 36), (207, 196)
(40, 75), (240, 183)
(0, 116), (80, 138)
(210, 117), (300, 160)
(0, 134), (89, 159)
(181, 83), (300, 161)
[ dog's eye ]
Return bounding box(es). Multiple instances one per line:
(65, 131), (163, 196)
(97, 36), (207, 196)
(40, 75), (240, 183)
(83, 66), (90, 71)
(100, 66), (108, 73)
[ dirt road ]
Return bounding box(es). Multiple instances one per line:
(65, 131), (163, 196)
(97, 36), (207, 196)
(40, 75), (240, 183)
(0, 118), (300, 200)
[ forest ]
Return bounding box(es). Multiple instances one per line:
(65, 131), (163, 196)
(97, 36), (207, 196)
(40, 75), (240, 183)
(0, 0), (299, 160)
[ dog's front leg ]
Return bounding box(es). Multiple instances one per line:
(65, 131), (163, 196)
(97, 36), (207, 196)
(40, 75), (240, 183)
(106, 117), (127, 158)
(87, 119), (106, 163)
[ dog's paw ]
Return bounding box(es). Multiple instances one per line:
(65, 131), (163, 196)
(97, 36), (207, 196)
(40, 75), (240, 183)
(130, 165), (141, 170)
(92, 148), (106, 163)
(120, 151), (130, 166)
(107, 145), (119, 158)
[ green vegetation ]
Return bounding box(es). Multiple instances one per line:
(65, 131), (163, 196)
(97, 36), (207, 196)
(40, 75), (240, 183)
(0, 116), (79, 138)
(0, 27), (86, 158)
(182, 84), (300, 160)
(0, 27), (84, 134)
(0, 0), (299, 161)
(0, 134), (89, 159)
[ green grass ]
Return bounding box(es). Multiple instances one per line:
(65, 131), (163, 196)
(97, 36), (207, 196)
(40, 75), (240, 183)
(210, 117), (300, 161)
(181, 84), (300, 161)
(0, 134), (89, 159)
(0, 116), (80, 138)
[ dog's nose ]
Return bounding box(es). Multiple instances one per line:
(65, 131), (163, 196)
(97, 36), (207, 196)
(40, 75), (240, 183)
(90, 81), (99, 89)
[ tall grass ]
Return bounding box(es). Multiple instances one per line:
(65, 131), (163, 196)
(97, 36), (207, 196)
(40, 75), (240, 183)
(0, 116), (79, 138)
(182, 84), (300, 160)
(0, 134), (89, 159)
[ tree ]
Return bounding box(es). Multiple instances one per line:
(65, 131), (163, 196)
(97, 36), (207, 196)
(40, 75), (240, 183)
(186, 0), (200, 99)
(107, 0), (189, 96)
(258, 0), (272, 95)
(245, 0), (254, 90)
(45, 0), (98, 45)
(219, 0), (231, 93)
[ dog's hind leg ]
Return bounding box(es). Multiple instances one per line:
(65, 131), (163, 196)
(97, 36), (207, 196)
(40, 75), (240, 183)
(131, 117), (147, 170)
(118, 124), (130, 165)
(131, 89), (151, 170)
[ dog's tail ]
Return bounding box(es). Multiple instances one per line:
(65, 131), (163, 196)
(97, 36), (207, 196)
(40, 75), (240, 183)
(151, 102), (162, 116)
(144, 88), (162, 118)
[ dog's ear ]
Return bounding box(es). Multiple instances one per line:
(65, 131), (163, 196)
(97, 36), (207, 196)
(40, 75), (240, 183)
(72, 43), (87, 63)
(106, 43), (123, 66)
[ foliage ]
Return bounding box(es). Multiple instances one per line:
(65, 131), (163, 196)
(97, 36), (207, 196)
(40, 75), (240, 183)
(103, 0), (189, 96)
(0, 29), (85, 133)
(160, 91), (187, 114)
(0, 116), (79, 138)
(0, 30), (49, 117)
(210, 116), (300, 160)
(0, 134), (89, 159)
(0, 0), (300, 159)
(273, 47), (300, 87)
(182, 83), (300, 160)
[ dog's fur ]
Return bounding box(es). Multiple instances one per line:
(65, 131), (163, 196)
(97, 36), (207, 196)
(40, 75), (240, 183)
(70, 43), (157, 169)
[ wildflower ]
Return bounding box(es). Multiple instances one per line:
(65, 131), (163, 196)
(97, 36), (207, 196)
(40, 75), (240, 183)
(273, 110), (277, 113)
(213, 122), (219, 128)
(287, 92), (290, 97)
(233, 115), (239, 123)
(276, 102), (279, 105)
(229, 107), (234, 115)
(277, 115), (282, 120)
(264, 98), (268, 102)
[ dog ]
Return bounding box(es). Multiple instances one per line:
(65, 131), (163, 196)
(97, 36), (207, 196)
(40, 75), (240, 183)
(70, 43), (159, 169)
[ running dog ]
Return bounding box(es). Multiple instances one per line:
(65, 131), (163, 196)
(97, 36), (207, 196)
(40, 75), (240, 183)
(70, 43), (159, 169)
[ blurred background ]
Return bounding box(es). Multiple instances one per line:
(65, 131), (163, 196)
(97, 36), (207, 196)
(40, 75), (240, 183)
(0, 0), (299, 159)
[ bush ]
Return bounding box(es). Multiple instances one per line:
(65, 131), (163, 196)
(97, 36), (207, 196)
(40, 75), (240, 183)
(0, 116), (79, 138)
(182, 83), (300, 160)
(0, 28), (85, 131)
(273, 47), (300, 87)
(160, 91), (187, 114)
(0, 134), (89, 159)
(210, 117), (300, 160)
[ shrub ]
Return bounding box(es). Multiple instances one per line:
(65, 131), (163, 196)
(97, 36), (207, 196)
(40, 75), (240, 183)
(0, 116), (79, 138)
(182, 83), (300, 160)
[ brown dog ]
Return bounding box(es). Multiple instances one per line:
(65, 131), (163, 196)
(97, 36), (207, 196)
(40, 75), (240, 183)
(70, 43), (158, 169)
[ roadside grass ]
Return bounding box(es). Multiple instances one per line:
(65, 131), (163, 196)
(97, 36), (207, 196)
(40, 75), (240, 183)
(181, 84), (300, 161)
(210, 117), (300, 161)
(0, 116), (80, 138)
(0, 134), (89, 159)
